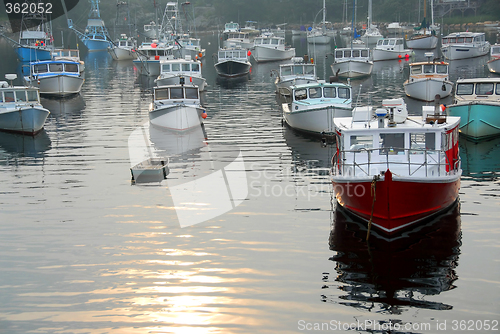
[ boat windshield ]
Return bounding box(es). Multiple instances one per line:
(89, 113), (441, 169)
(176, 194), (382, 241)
(338, 87), (350, 99)
(379, 133), (405, 155)
(456, 83), (474, 95)
(476, 83), (494, 95)
(410, 133), (435, 153)
(436, 64), (448, 74)
(308, 87), (321, 98)
(185, 87), (199, 99)
(324, 87), (336, 98)
(411, 65), (422, 74)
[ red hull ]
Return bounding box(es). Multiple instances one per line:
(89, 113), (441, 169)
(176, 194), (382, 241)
(332, 170), (461, 234)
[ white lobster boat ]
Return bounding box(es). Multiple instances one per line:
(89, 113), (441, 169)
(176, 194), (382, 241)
(372, 38), (411, 61)
(251, 35), (295, 63)
(331, 48), (373, 79)
(282, 81), (352, 136)
(272, 56), (318, 96)
(441, 32), (490, 60)
(0, 74), (50, 135)
(149, 79), (207, 132)
(214, 47), (252, 78)
(24, 60), (84, 97)
(403, 53), (453, 102)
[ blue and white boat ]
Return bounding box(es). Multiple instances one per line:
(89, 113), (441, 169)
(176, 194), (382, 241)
(0, 74), (50, 135)
(24, 60), (84, 97)
(69, 0), (112, 51)
(281, 81), (352, 136)
(14, 7), (54, 62)
(447, 77), (500, 141)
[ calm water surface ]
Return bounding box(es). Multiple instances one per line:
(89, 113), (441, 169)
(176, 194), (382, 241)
(0, 32), (499, 333)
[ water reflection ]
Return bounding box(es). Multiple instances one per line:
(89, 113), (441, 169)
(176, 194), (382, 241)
(0, 130), (51, 157)
(325, 201), (461, 313)
(460, 136), (500, 181)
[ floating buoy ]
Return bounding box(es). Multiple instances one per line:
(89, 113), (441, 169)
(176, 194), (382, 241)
(201, 110), (207, 119)
(198, 52), (203, 58)
(247, 50), (251, 56)
(151, 42), (157, 48)
(398, 54), (402, 59)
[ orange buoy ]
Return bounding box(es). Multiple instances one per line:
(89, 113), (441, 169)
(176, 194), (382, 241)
(201, 111), (207, 119)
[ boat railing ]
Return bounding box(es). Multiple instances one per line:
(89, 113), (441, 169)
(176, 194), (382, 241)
(332, 147), (459, 178)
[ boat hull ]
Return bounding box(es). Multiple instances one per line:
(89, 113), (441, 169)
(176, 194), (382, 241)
(372, 49), (411, 61)
(487, 57), (500, 74)
(307, 34), (331, 44)
(442, 44), (490, 60)
(447, 102), (500, 140)
(406, 35), (438, 49)
(108, 47), (137, 60)
(0, 106), (50, 135)
(252, 46), (295, 63)
(215, 60), (251, 78)
(331, 170), (461, 234)
(27, 75), (84, 97)
(283, 104), (351, 135)
(404, 77), (453, 101)
(149, 104), (204, 131)
(331, 60), (373, 78)
(83, 38), (112, 52)
(15, 46), (52, 62)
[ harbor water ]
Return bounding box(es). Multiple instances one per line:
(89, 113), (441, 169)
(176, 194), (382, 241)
(0, 32), (499, 333)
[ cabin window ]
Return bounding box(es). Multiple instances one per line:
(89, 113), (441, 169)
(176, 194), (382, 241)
(411, 65), (422, 75)
(389, 40), (396, 45)
(383, 39), (390, 45)
(185, 87), (199, 99)
(294, 88), (307, 101)
(492, 46), (500, 54)
(352, 50), (360, 57)
(192, 63), (200, 72)
(335, 50), (343, 58)
(456, 83), (474, 95)
(162, 64), (171, 72)
(4, 91), (14, 102)
(496, 83), (500, 95)
(396, 39), (403, 45)
(379, 133), (405, 154)
(323, 87), (336, 98)
(171, 64), (181, 72)
(361, 50), (369, 57)
(262, 39), (270, 45)
(293, 66), (304, 75)
(27, 90), (38, 102)
(377, 40), (383, 46)
(281, 66), (292, 76)
(49, 63), (64, 72)
(271, 39), (279, 45)
(155, 88), (169, 100)
(350, 135), (373, 150)
(15, 90), (27, 102)
(410, 133), (435, 153)
(338, 87), (350, 99)
(436, 64), (448, 74)
(423, 65), (434, 74)
(344, 50), (351, 58)
(170, 87), (184, 99)
(34, 64), (48, 73)
(308, 87), (321, 98)
(304, 66), (314, 75)
(182, 63), (191, 71)
(476, 83), (494, 95)
(65, 63), (78, 73)
(457, 37), (464, 43)
(466, 37), (473, 43)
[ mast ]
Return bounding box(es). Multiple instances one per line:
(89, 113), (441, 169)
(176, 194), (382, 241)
(367, 0), (372, 29)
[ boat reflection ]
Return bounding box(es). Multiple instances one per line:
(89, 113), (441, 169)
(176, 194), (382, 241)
(215, 73), (251, 88)
(460, 136), (500, 181)
(0, 129), (51, 157)
(325, 201), (461, 313)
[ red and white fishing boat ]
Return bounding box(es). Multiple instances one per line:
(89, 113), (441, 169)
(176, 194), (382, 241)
(330, 98), (461, 235)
